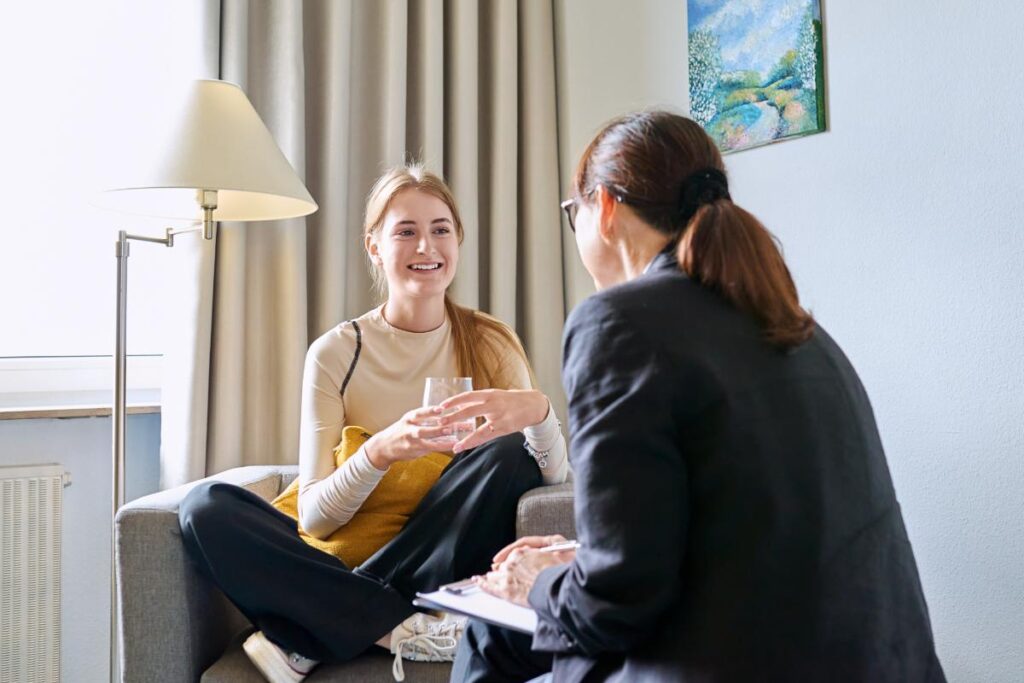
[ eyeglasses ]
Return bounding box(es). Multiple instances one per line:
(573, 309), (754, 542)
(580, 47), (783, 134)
(561, 189), (637, 233)
(560, 198), (579, 233)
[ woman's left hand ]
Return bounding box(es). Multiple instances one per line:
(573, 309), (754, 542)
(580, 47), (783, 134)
(474, 546), (575, 607)
(438, 389), (550, 453)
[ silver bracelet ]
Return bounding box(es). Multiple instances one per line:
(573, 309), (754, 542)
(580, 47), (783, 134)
(523, 418), (560, 468)
(523, 440), (550, 468)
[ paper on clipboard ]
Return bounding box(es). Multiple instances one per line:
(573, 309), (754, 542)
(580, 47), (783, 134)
(413, 587), (538, 635)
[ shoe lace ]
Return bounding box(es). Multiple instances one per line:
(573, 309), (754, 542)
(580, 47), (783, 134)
(390, 622), (461, 681)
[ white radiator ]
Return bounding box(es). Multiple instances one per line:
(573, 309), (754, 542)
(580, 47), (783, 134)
(1, 464), (68, 683)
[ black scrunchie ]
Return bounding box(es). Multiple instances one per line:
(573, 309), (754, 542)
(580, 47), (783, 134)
(679, 168), (730, 224)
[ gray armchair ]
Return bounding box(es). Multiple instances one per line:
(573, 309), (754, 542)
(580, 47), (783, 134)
(115, 466), (575, 682)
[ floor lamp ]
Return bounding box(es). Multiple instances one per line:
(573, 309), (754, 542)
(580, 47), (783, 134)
(97, 79), (317, 681)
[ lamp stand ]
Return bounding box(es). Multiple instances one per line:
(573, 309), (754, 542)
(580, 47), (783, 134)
(110, 190), (217, 682)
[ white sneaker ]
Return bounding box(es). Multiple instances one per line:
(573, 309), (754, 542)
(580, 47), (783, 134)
(389, 611), (468, 681)
(243, 630), (319, 683)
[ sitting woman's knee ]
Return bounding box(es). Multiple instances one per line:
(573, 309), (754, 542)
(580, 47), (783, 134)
(178, 481), (238, 537)
(478, 433), (542, 488)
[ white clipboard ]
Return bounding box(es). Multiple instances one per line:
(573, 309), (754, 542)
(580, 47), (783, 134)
(413, 585), (537, 635)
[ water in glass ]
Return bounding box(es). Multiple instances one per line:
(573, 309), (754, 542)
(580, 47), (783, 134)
(423, 377), (474, 444)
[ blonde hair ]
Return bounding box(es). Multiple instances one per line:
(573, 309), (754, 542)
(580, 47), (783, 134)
(363, 164), (535, 390)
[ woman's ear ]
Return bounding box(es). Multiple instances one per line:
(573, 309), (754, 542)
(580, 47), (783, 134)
(364, 233), (382, 265)
(594, 186), (620, 244)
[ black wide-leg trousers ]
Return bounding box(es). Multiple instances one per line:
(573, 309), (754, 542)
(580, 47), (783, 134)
(178, 433), (541, 663)
(451, 619), (554, 683)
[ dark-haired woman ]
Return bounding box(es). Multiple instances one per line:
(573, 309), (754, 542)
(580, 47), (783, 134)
(451, 112), (945, 682)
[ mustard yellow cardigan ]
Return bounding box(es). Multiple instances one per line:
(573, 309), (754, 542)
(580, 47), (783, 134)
(272, 426), (452, 567)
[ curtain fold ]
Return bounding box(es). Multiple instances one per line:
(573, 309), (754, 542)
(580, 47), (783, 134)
(518, 0), (567, 399)
(162, 0), (566, 488)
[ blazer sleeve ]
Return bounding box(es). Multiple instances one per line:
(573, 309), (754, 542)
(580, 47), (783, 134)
(528, 295), (687, 656)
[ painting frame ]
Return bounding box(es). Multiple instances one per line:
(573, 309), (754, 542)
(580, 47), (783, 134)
(688, 0), (828, 154)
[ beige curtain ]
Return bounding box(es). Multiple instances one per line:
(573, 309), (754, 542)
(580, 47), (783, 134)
(161, 0), (568, 488)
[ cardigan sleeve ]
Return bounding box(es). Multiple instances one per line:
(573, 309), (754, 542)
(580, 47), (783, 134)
(296, 328), (386, 539)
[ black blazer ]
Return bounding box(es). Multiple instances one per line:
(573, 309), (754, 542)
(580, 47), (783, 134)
(528, 251), (945, 682)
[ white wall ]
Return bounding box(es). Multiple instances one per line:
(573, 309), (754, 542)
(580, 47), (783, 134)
(0, 415), (161, 683)
(555, 0), (1024, 679)
(554, 0), (690, 305)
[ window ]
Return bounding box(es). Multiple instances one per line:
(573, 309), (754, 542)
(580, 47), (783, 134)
(0, 2), (211, 395)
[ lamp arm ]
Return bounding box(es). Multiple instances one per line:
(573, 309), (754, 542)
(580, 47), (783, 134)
(121, 224), (207, 249)
(121, 188), (219, 247)
(123, 232), (172, 247)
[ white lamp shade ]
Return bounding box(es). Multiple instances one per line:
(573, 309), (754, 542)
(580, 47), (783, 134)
(100, 79), (317, 221)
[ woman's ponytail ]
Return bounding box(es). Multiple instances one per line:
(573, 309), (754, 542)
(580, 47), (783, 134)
(678, 200), (814, 350)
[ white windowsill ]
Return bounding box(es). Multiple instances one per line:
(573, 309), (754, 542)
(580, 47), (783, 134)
(0, 357), (163, 420)
(0, 389), (161, 420)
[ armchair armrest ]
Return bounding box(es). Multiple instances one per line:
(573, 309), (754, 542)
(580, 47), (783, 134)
(115, 466), (296, 683)
(516, 482), (575, 540)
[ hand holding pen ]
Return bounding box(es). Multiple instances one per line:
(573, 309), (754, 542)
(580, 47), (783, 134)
(440, 536), (581, 596)
(491, 534), (579, 571)
(474, 536), (579, 606)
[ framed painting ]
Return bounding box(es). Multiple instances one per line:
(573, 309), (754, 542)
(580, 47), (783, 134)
(688, 0), (827, 153)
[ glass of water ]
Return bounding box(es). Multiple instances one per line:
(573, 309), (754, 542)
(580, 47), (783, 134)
(423, 377), (474, 444)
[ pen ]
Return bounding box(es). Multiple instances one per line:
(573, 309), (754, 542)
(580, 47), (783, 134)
(538, 540), (580, 553)
(440, 578), (479, 594)
(490, 540), (580, 568)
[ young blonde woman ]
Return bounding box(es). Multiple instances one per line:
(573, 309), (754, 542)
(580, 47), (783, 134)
(178, 165), (567, 683)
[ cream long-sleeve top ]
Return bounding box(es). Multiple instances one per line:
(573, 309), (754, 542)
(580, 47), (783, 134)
(298, 305), (568, 539)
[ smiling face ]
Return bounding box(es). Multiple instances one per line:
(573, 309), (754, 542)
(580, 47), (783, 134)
(365, 188), (460, 302)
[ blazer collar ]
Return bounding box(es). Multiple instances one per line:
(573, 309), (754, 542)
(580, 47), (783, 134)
(645, 242), (680, 276)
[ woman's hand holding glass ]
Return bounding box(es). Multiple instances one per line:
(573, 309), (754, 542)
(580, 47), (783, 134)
(423, 377), (476, 445)
(362, 405), (453, 470)
(438, 389), (551, 453)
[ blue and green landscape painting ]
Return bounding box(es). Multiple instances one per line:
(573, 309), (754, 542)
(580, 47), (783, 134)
(688, 0), (826, 153)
